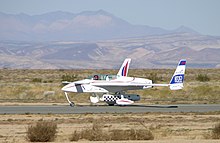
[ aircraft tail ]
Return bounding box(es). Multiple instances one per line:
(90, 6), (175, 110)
(117, 58), (131, 77)
(169, 59), (186, 90)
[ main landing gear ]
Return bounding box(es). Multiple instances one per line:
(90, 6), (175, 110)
(64, 92), (75, 107)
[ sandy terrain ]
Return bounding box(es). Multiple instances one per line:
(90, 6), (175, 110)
(0, 112), (219, 143)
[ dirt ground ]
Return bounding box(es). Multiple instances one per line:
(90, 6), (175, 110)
(0, 111), (220, 143)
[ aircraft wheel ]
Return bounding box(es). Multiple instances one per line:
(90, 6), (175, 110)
(108, 104), (114, 106)
(70, 102), (75, 107)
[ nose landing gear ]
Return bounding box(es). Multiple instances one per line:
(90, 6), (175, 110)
(64, 92), (75, 107)
(70, 102), (75, 107)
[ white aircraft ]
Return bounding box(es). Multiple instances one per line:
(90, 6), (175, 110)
(62, 59), (186, 107)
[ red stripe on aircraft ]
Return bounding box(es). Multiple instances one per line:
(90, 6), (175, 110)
(123, 62), (128, 76)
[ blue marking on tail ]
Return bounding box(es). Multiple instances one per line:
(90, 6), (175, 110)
(121, 67), (125, 76)
(170, 74), (184, 84)
(179, 60), (186, 66)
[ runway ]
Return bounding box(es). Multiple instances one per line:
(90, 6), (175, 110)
(0, 104), (220, 114)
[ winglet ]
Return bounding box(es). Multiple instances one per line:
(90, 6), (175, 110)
(117, 58), (131, 77)
(169, 59), (186, 90)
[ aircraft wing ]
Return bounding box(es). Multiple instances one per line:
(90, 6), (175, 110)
(91, 82), (169, 93)
(62, 81), (169, 93)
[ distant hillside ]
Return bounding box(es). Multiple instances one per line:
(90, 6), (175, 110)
(0, 33), (220, 69)
(0, 10), (198, 41)
(0, 10), (219, 69)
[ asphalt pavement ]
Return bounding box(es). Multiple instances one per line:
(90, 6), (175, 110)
(0, 104), (220, 114)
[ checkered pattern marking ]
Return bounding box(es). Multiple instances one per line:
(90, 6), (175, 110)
(103, 95), (120, 102)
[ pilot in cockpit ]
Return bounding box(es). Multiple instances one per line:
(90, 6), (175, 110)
(93, 75), (99, 80)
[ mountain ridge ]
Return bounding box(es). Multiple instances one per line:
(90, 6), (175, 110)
(0, 10), (199, 41)
(0, 10), (219, 69)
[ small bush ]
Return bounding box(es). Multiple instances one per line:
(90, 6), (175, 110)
(70, 122), (154, 141)
(32, 78), (42, 83)
(212, 123), (220, 139)
(26, 121), (57, 142)
(70, 131), (80, 141)
(147, 73), (162, 83)
(70, 122), (109, 141)
(110, 129), (154, 140)
(61, 74), (78, 82)
(196, 74), (210, 82)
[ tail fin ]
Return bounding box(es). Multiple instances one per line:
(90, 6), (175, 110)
(117, 58), (131, 77)
(169, 59), (186, 90)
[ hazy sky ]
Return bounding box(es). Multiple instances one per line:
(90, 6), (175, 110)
(0, 0), (220, 36)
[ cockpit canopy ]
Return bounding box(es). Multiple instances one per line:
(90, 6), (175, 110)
(87, 74), (117, 81)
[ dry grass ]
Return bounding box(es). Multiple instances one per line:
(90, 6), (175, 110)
(212, 123), (220, 139)
(26, 121), (57, 142)
(0, 69), (219, 104)
(196, 74), (210, 82)
(110, 129), (154, 140)
(71, 122), (110, 141)
(0, 113), (220, 142)
(70, 121), (154, 141)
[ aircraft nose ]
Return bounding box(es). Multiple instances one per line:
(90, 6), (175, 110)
(61, 83), (77, 92)
(61, 85), (68, 91)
